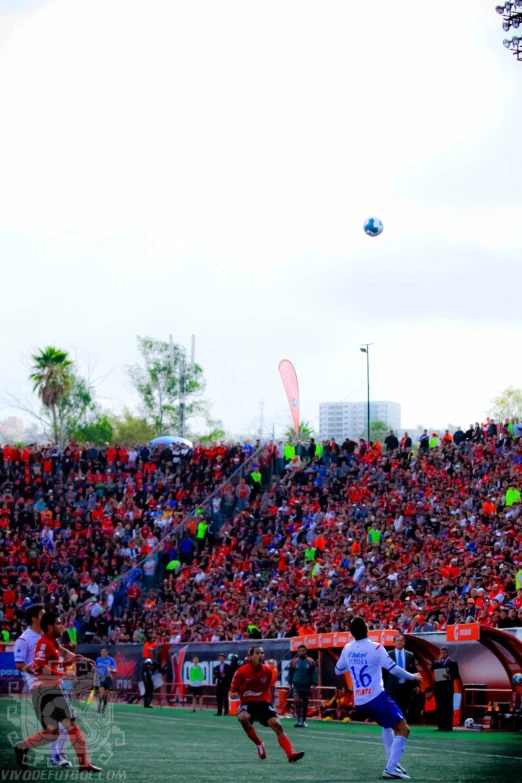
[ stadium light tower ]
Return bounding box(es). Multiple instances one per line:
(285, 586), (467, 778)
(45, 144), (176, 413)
(496, 3), (522, 60)
(360, 343), (373, 444)
(169, 333), (196, 439)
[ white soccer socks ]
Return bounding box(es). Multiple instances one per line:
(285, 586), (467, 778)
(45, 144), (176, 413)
(50, 724), (68, 758)
(386, 735), (407, 774)
(382, 727), (394, 761)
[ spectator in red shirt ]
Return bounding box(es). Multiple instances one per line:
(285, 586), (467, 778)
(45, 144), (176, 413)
(126, 584), (141, 610)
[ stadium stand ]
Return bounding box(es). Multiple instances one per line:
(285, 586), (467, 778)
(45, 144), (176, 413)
(0, 423), (521, 648)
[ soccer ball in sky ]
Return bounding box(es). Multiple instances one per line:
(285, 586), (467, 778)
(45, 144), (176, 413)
(363, 217), (383, 237)
(513, 672), (522, 686)
(464, 718), (474, 728)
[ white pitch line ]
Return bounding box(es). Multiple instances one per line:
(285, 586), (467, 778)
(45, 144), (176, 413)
(301, 731), (522, 761)
(114, 712), (522, 761)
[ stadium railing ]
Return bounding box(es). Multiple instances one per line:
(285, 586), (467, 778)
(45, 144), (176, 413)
(74, 442), (267, 618)
(112, 681), (344, 720)
(464, 686), (515, 728)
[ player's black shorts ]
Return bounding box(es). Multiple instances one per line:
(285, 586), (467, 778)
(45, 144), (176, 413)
(238, 702), (278, 727)
(99, 677), (113, 690)
(293, 687), (311, 698)
(189, 686), (203, 696)
(32, 687), (75, 729)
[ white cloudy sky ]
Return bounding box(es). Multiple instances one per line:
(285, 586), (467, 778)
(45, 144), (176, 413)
(0, 0), (521, 438)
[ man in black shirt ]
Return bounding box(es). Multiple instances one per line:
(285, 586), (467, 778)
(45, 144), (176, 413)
(472, 423), (484, 443)
(213, 654), (233, 716)
(431, 646), (459, 731)
(384, 431), (399, 452)
(142, 658), (155, 708)
(487, 420), (498, 439)
(453, 427), (465, 446)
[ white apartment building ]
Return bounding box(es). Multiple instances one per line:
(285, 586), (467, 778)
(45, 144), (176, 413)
(319, 400), (401, 442)
(0, 416), (24, 443)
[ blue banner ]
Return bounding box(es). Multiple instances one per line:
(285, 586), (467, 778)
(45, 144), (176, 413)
(0, 651), (21, 680)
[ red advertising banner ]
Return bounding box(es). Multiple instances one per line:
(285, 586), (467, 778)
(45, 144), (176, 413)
(278, 360), (300, 439)
(334, 632), (352, 647)
(446, 624), (480, 642)
(319, 634), (334, 648)
(291, 631), (398, 651)
(290, 635), (318, 651)
(368, 630), (399, 647)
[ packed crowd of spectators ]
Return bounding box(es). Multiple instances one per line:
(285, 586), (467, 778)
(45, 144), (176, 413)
(1, 417), (522, 650)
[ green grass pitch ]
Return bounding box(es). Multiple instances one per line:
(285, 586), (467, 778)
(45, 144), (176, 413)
(1, 700), (521, 781)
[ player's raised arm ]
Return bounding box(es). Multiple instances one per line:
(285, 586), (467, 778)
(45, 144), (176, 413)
(334, 646), (352, 675)
(35, 643), (75, 681)
(57, 644), (76, 661)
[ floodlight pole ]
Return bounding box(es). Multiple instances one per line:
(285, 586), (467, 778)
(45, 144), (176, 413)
(360, 344), (373, 444)
(170, 333), (192, 439)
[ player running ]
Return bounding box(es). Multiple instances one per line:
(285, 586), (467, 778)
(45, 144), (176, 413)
(335, 618), (421, 780)
(13, 612), (101, 772)
(229, 645), (304, 764)
(14, 605), (92, 769)
(95, 647), (117, 715)
(14, 605), (71, 768)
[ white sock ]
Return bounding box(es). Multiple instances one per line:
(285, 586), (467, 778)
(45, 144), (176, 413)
(57, 724), (68, 756)
(50, 725), (68, 758)
(386, 736), (407, 773)
(382, 728), (394, 760)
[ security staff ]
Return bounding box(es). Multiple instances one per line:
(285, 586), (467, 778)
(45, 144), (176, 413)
(142, 658), (155, 709)
(431, 646), (459, 731)
(213, 654), (232, 716)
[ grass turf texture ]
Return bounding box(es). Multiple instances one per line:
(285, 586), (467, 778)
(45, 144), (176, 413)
(1, 701), (521, 781)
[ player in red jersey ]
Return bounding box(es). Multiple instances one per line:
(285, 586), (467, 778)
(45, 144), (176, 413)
(13, 612), (101, 772)
(229, 645), (304, 763)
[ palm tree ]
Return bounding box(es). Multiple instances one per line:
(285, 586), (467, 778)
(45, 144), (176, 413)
(30, 347), (73, 444)
(283, 420), (314, 442)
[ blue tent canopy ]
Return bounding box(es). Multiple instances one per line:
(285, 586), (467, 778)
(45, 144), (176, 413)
(150, 435), (193, 448)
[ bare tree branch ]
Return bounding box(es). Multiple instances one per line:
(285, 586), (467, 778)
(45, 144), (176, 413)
(0, 387), (53, 439)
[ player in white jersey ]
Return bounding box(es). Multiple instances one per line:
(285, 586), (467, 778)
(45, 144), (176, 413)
(335, 618), (421, 780)
(14, 605), (91, 769)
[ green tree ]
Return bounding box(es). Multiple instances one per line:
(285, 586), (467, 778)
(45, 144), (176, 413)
(199, 427), (226, 445)
(489, 387), (522, 421)
(59, 376), (98, 439)
(3, 347), (103, 447)
(284, 420), (314, 441)
(69, 413), (113, 446)
(30, 347), (73, 445)
(358, 420), (389, 444)
(195, 416), (226, 445)
(127, 336), (205, 435)
(110, 409), (156, 445)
